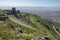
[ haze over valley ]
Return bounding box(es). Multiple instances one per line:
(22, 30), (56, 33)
(0, 7), (60, 22)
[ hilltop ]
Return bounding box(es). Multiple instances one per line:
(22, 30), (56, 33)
(0, 7), (60, 40)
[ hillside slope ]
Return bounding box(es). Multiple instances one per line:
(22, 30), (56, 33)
(0, 11), (60, 40)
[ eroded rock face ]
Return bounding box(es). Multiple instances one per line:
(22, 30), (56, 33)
(0, 18), (6, 26)
(44, 37), (50, 40)
(8, 24), (15, 30)
(18, 29), (23, 33)
(44, 33), (50, 40)
(8, 24), (23, 33)
(15, 28), (23, 33)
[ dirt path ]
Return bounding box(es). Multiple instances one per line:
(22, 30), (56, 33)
(53, 25), (60, 36)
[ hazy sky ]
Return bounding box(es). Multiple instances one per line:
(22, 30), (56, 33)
(0, 0), (60, 7)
